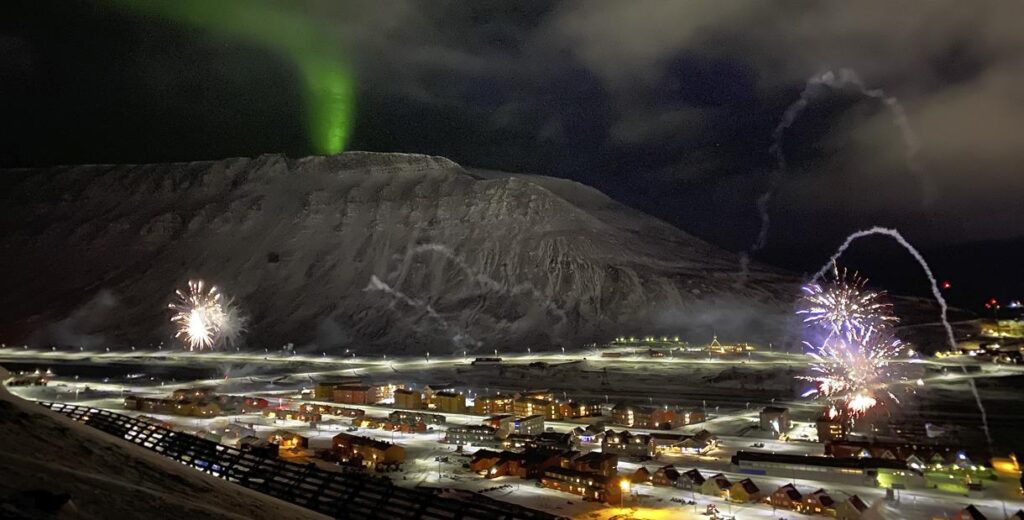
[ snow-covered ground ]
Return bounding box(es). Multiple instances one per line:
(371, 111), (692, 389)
(0, 367), (327, 520)
(5, 347), (1024, 519)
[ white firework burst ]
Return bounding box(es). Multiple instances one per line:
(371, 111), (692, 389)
(798, 262), (896, 338)
(799, 326), (905, 417)
(168, 280), (245, 350)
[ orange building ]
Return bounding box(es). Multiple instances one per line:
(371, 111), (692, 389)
(473, 395), (514, 415)
(432, 391), (467, 413)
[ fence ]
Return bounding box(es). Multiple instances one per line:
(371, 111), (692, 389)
(40, 402), (561, 520)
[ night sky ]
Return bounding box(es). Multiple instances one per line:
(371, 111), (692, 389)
(3, 0), (1023, 309)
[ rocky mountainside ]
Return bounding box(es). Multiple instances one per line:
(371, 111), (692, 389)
(0, 152), (799, 353)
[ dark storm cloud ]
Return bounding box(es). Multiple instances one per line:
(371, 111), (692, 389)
(3, 1), (1022, 254)
(319, 0), (1024, 248)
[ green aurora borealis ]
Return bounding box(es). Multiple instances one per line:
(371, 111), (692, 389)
(109, 0), (354, 154)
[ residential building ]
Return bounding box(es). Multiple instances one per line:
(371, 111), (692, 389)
(514, 397), (562, 420)
(602, 430), (655, 459)
(214, 423), (256, 445)
(394, 389), (423, 410)
(836, 495), (870, 520)
(706, 335), (751, 354)
(502, 434), (535, 450)
(263, 409), (321, 424)
(566, 452), (618, 478)
(470, 449), (521, 477)
(336, 407), (366, 418)
(432, 391), (467, 413)
(730, 478), (762, 503)
(767, 484), (803, 511)
(531, 432), (573, 451)
(650, 431), (716, 455)
(700, 473), (731, 498)
(485, 415), (517, 437)
(541, 467), (624, 504)
(313, 378), (362, 399)
(266, 430), (309, 450)
(760, 406), (791, 434)
(332, 386), (370, 405)
(422, 383), (458, 404)
(239, 436), (278, 458)
(380, 420), (426, 434)
(732, 450), (923, 487)
(803, 489), (837, 516)
(351, 416), (383, 429)
(650, 407), (705, 428)
(563, 401), (602, 418)
(125, 396), (222, 417)
(652, 465), (680, 487)
(370, 383), (401, 403)
(332, 433), (405, 469)
(445, 425), (499, 447)
(825, 439), (978, 467)
(513, 415), (545, 436)
(573, 424), (608, 445)
(630, 466), (652, 484)
(677, 469), (705, 490)
(518, 448), (570, 479)
(298, 403), (335, 415)
(388, 410), (445, 426)
(473, 394), (514, 415)
(611, 404), (652, 428)
(519, 390), (555, 401)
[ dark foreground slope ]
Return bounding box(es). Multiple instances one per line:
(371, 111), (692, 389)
(0, 369), (327, 519)
(0, 152), (797, 353)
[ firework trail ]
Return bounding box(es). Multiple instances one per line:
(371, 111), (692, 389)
(739, 68), (933, 281)
(816, 226), (992, 448)
(365, 275), (480, 348)
(168, 280), (246, 350)
(813, 227), (952, 347)
(798, 262), (896, 338)
(400, 243), (569, 326)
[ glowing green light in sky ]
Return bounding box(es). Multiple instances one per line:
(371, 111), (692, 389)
(109, 0), (355, 154)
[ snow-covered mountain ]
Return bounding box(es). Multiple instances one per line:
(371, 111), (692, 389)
(0, 152), (798, 353)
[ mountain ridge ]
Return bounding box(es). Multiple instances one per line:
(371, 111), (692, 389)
(0, 152), (798, 353)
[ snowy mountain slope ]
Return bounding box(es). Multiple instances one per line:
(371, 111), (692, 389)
(0, 152), (798, 353)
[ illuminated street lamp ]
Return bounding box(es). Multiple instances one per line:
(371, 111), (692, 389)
(619, 478), (631, 507)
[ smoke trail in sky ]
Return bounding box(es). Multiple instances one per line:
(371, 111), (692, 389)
(817, 226), (992, 448)
(812, 227), (951, 347)
(739, 69), (933, 281)
(106, 0), (354, 154)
